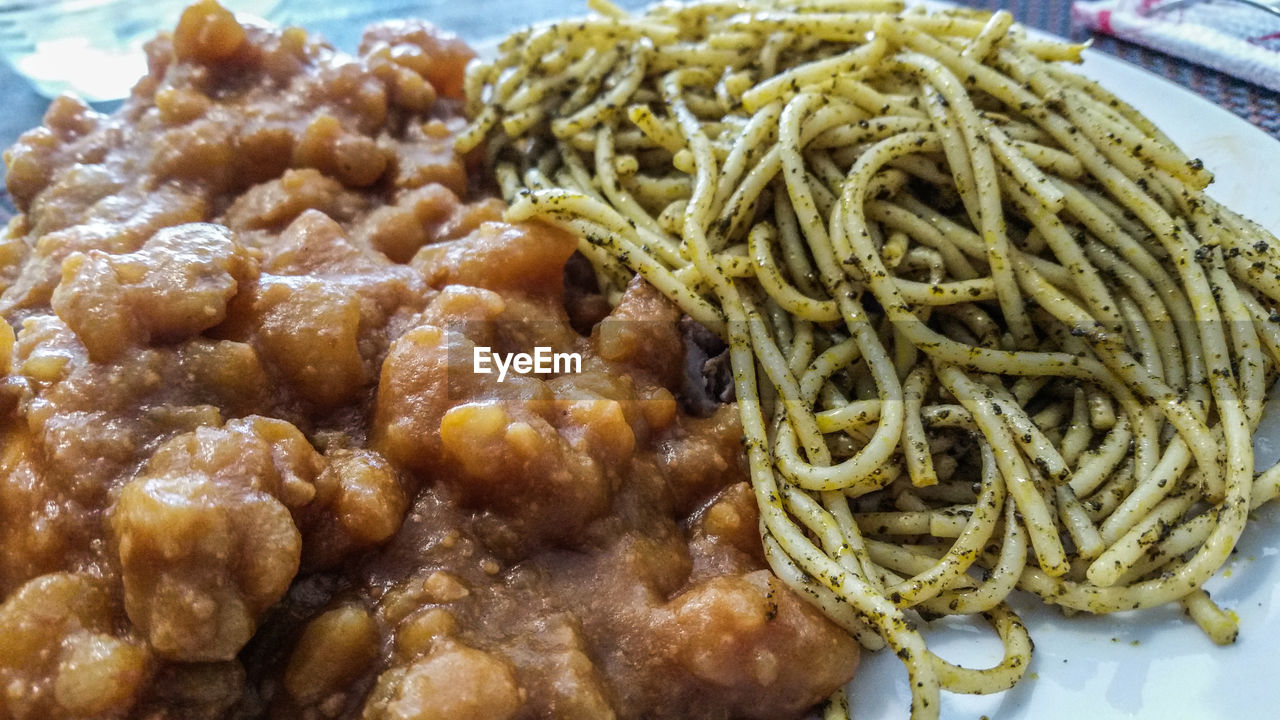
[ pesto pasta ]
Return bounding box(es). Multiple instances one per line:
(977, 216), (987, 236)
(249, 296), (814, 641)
(459, 1), (1280, 717)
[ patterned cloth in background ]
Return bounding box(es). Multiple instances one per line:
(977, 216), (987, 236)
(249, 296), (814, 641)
(1073, 0), (1280, 92)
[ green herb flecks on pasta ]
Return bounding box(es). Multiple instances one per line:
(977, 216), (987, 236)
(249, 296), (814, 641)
(459, 1), (1280, 717)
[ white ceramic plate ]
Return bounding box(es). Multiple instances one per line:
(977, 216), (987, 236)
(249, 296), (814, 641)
(844, 38), (1280, 720)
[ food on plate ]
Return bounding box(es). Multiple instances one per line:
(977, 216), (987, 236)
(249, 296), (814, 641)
(0, 1), (860, 719)
(463, 0), (1280, 716)
(4, 0), (1280, 717)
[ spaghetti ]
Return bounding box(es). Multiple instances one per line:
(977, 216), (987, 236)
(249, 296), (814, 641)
(459, 1), (1280, 717)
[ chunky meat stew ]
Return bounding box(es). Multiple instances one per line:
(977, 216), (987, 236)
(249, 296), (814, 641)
(0, 2), (858, 718)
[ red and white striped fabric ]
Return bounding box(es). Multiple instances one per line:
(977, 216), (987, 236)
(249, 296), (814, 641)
(1071, 0), (1280, 92)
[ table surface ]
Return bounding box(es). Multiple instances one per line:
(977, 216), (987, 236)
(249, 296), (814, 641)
(1, 0), (1277, 219)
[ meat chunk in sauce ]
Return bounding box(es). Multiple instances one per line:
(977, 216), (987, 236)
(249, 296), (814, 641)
(51, 222), (256, 362)
(0, 2), (859, 719)
(0, 573), (150, 719)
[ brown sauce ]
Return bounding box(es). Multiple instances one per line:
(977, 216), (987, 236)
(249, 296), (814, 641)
(0, 2), (859, 718)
